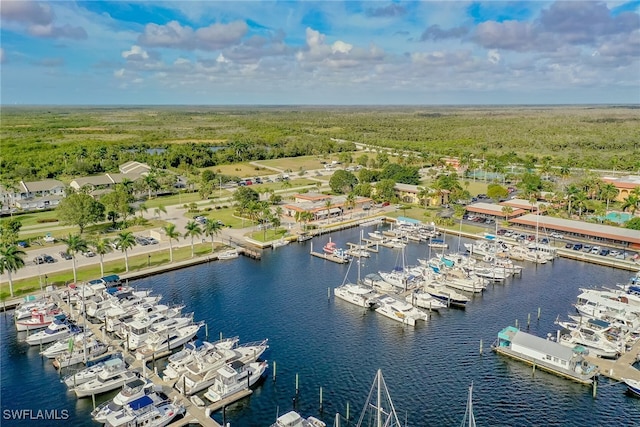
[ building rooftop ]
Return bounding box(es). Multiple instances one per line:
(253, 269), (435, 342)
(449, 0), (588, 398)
(466, 202), (526, 218)
(509, 214), (640, 245)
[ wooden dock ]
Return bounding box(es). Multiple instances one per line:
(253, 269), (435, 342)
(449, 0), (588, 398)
(585, 338), (640, 382)
(346, 241), (379, 253)
(47, 291), (249, 427)
(310, 251), (349, 264)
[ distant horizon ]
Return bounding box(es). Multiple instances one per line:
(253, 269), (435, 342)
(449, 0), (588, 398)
(2, 103), (639, 108)
(1, 1), (638, 105)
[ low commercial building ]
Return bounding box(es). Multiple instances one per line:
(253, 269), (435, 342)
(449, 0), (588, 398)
(393, 183), (449, 206)
(509, 214), (640, 250)
(465, 202), (526, 220)
(0, 179), (66, 212)
(602, 175), (640, 202)
(283, 193), (372, 221)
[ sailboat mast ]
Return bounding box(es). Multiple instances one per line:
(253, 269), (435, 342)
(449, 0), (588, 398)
(377, 369), (382, 427)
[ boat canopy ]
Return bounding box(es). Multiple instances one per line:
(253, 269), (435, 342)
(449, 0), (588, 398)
(102, 274), (120, 283)
(128, 395), (153, 411)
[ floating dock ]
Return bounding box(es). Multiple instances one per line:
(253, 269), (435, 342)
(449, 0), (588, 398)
(309, 242), (349, 264)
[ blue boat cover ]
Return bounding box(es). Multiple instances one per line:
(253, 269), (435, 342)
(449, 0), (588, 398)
(102, 274), (120, 283)
(129, 395), (153, 411)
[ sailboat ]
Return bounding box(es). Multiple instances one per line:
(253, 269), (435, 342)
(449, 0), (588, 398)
(355, 369), (402, 427)
(334, 254), (380, 309)
(460, 382), (476, 427)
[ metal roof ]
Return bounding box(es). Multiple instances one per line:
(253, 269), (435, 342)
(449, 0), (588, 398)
(512, 329), (574, 360)
(509, 214), (640, 244)
(466, 202), (526, 217)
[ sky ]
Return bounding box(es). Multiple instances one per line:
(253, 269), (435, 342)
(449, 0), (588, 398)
(1, 1), (639, 105)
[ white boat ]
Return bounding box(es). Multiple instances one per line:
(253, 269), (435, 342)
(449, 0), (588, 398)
(436, 267), (486, 294)
(74, 360), (138, 397)
(162, 337), (238, 382)
(421, 281), (470, 308)
(466, 266), (508, 283)
(368, 231), (384, 241)
(124, 314), (194, 349)
(334, 282), (380, 309)
(53, 339), (109, 369)
(492, 326), (598, 384)
(175, 339), (269, 396)
(25, 318), (80, 346)
(375, 294), (428, 326)
(334, 257), (380, 309)
(428, 239), (448, 249)
(134, 323), (203, 361)
(406, 291), (447, 311)
(14, 297), (56, 320)
(272, 238), (290, 249)
(558, 327), (621, 359)
(106, 302), (181, 335)
(623, 378), (640, 397)
(64, 356), (126, 388)
(362, 273), (395, 293)
(102, 393), (185, 427)
(270, 411), (326, 427)
(218, 249), (239, 259)
(203, 360), (268, 402)
(92, 378), (158, 423)
(16, 310), (64, 332)
(41, 331), (93, 358)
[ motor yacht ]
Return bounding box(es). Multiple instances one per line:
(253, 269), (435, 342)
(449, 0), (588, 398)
(203, 360), (268, 403)
(25, 318), (80, 346)
(270, 411), (326, 427)
(134, 323), (203, 361)
(375, 294), (429, 326)
(91, 377), (158, 423)
(406, 291), (448, 311)
(41, 331), (93, 358)
(63, 356), (125, 388)
(74, 360), (138, 398)
(102, 393), (185, 427)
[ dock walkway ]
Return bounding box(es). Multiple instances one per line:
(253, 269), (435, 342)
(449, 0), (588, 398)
(586, 338), (640, 382)
(48, 290), (260, 427)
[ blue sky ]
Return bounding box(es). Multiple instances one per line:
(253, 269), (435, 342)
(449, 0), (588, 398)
(1, 1), (639, 105)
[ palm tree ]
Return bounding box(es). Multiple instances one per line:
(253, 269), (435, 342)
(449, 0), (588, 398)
(143, 173), (159, 200)
(163, 223), (181, 263)
(61, 234), (88, 283)
(115, 231), (136, 272)
(154, 205), (167, 219)
(599, 183), (619, 212)
(184, 220), (202, 258)
(137, 203), (147, 218)
(501, 205), (514, 223)
(622, 190), (640, 216)
(0, 244), (26, 297)
(93, 238), (113, 278)
(203, 220), (222, 253)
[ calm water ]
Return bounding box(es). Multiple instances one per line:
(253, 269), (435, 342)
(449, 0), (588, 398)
(2, 226), (639, 426)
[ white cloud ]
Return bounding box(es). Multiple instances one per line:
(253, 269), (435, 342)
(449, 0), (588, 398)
(138, 20), (248, 51)
(114, 68), (125, 78)
(122, 45), (149, 60)
(331, 41), (353, 54)
(488, 49), (501, 64)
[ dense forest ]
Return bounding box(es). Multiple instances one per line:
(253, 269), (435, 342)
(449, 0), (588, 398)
(1, 105), (638, 183)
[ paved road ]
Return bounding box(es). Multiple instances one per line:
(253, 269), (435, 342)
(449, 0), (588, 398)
(3, 168), (335, 284)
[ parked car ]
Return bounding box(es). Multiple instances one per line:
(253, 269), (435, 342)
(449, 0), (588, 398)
(34, 254), (55, 264)
(147, 237), (159, 245)
(573, 243), (583, 251)
(82, 250), (96, 257)
(59, 251), (72, 260)
(539, 238), (549, 245)
(582, 245), (592, 253)
(136, 236), (150, 245)
(550, 232), (563, 239)
(194, 216), (207, 225)
(609, 250), (621, 257)
(565, 242), (574, 249)
(599, 249), (610, 256)
(43, 234), (56, 243)
(590, 246), (601, 254)
(17, 241), (29, 248)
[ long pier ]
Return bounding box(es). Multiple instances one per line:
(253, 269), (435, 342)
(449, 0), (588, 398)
(47, 291), (260, 427)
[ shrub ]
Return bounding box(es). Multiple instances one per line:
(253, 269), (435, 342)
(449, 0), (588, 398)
(36, 218), (59, 223)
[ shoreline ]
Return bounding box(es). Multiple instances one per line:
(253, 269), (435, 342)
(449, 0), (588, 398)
(3, 216), (638, 310)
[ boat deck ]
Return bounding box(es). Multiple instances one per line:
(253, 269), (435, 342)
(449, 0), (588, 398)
(50, 292), (223, 427)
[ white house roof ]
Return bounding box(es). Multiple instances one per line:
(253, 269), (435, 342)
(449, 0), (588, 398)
(19, 179), (65, 193)
(119, 161), (151, 175)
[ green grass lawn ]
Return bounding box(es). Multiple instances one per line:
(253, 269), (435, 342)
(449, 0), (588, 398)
(1, 242), (227, 300)
(248, 228), (288, 242)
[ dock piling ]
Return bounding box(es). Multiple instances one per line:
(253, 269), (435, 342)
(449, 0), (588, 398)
(479, 339), (483, 355)
(273, 360), (277, 382)
(527, 313), (531, 328)
(538, 307), (541, 320)
(319, 386), (323, 412)
(515, 319), (519, 329)
(592, 378), (598, 398)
